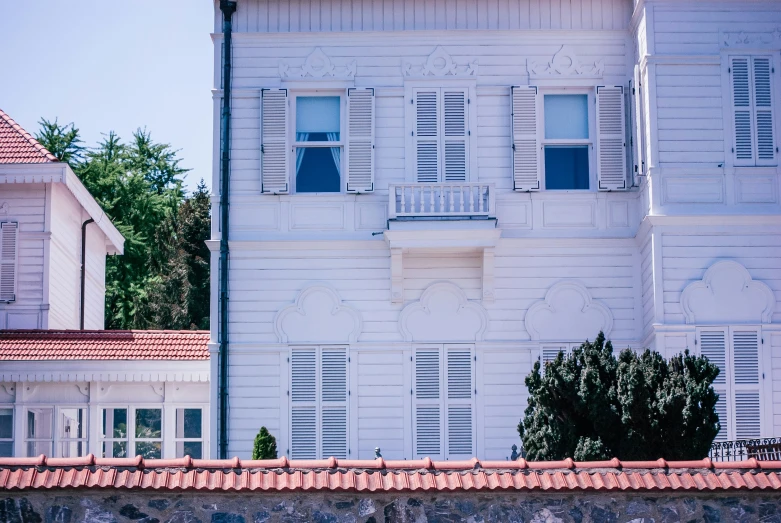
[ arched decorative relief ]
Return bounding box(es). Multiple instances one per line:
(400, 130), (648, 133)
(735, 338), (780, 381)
(681, 260), (775, 324)
(275, 284), (362, 343)
(402, 46), (478, 78)
(528, 45), (604, 79)
(525, 281), (613, 341)
(721, 28), (781, 48)
(75, 384), (89, 397)
(279, 47), (357, 79)
(399, 282), (488, 342)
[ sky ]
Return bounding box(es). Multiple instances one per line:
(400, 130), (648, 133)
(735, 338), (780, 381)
(0, 1), (215, 192)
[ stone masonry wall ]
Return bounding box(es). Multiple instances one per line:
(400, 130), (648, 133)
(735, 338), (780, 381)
(1, 490), (780, 523)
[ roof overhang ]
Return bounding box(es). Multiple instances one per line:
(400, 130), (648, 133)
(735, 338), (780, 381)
(0, 359), (209, 383)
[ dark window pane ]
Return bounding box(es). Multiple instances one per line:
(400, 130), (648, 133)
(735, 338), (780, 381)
(103, 408), (128, 439)
(135, 409), (162, 438)
(0, 441), (11, 457)
(103, 441), (127, 459)
(136, 441), (162, 459)
(296, 146), (340, 193)
(59, 441), (85, 458)
(177, 409), (202, 439)
(0, 409), (12, 439)
(178, 441), (202, 459)
(545, 146), (589, 190)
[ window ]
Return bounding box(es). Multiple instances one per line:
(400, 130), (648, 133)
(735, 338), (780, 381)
(26, 408), (53, 456)
(543, 94), (590, 190)
(730, 55), (777, 166)
(0, 408), (12, 457)
(100, 407), (162, 459)
(290, 346), (348, 459)
(57, 408), (87, 458)
(0, 222), (18, 303)
(135, 408), (162, 458)
(412, 88), (470, 183)
(101, 408), (128, 458)
(412, 345), (474, 460)
(175, 408), (203, 459)
(294, 96), (342, 193)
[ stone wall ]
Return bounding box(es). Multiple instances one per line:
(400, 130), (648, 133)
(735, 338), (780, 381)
(2, 490), (780, 523)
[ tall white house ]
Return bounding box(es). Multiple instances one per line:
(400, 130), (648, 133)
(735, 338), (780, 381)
(209, 0), (781, 461)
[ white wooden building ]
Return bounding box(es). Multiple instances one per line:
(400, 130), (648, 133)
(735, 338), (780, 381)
(209, 0), (781, 461)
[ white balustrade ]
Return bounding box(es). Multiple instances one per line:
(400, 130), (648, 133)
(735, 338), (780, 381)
(389, 183), (495, 219)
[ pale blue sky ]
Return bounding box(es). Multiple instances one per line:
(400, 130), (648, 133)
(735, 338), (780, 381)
(0, 1), (215, 191)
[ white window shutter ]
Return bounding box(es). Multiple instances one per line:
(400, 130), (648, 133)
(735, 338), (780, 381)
(0, 222), (17, 302)
(290, 347), (317, 459)
(413, 89), (440, 183)
(511, 86), (541, 191)
(731, 328), (762, 440)
(261, 89), (289, 194)
(540, 345), (568, 366)
(320, 347), (348, 458)
(753, 57), (776, 166)
(445, 346), (474, 458)
(596, 86), (627, 191)
(442, 89), (469, 182)
(698, 328), (728, 441)
(413, 348), (443, 459)
(630, 66), (645, 180)
(346, 88), (375, 193)
(731, 57), (754, 166)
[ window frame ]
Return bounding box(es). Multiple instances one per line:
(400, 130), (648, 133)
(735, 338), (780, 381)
(0, 406), (12, 457)
(539, 88), (598, 191)
(173, 407), (205, 459)
(24, 406), (88, 458)
(98, 405), (164, 459)
(290, 90), (347, 194)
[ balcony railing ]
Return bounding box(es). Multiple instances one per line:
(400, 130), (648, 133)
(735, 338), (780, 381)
(709, 438), (781, 461)
(389, 183), (495, 219)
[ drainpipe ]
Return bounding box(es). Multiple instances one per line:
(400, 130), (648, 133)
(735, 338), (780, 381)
(218, 0), (237, 460)
(80, 218), (94, 330)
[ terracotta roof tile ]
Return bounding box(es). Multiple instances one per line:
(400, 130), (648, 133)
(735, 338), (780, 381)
(0, 329), (209, 361)
(0, 109), (58, 164)
(0, 455), (779, 492)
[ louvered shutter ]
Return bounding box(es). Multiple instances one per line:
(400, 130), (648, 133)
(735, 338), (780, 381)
(540, 345), (569, 367)
(320, 347), (348, 458)
(630, 66), (645, 180)
(442, 89), (469, 182)
(261, 89), (289, 194)
(413, 89), (440, 183)
(596, 86), (627, 190)
(731, 328), (762, 440)
(0, 222), (17, 302)
(511, 86), (541, 191)
(290, 347), (317, 459)
(731, 57), (754, 166)
(346, 88), (375, 192)
(413, 348), (443, 459)
(698, 329), (729, 441)
(445, 346), (474, 458)
(753, 57), (776, 166)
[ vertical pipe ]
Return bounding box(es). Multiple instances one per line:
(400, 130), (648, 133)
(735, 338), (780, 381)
(218, 0), (237, 460)
(80, 218), (94, 330)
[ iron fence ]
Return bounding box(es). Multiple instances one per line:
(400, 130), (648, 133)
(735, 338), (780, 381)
(709, 438), (781, 461)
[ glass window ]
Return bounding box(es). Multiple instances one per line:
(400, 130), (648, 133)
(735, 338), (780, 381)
(295, 96), (341, 193)
(26, 408), (53, 456)
(175, 408), (203, 459)
(543, 94), (591, 190)
(0, 408), (12, 457)
(135, 408), (162, 459)
(57, 408), (87, 458)
(101, 408), (128, 458)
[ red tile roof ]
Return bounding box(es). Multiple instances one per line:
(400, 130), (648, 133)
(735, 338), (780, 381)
(0, 456), (779, 492)
(0, 109), (58, 164)
(0, 330), (210, 361)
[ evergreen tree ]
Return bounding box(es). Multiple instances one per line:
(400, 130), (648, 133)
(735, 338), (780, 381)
(518, 332), (721, 461)
(252, 427), (278, 460)
(35, 118), (84, 165)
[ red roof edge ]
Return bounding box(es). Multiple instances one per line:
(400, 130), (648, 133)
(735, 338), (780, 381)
(0, 109), (58, 163)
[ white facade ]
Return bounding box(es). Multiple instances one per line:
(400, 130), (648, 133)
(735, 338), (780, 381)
(210, 0), (781, 461)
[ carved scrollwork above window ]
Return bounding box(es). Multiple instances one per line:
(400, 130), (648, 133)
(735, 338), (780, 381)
(527, 45), (604, 79)
(402, 46), (478, 78)
(279, 47), (357, 80)
(721, 27), (781, 48)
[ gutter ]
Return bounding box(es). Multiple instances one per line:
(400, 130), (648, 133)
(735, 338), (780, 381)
(218, 0), (237, 460)
(80, 218), (95, 330)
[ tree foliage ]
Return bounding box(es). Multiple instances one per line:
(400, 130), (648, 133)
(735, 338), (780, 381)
(518, 332), (721, 461)
(35, 120), (209, 330)
(252, 427), (278, 460)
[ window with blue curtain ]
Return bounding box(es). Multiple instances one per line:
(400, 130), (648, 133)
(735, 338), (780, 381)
(543, 94), (590, 190)
(295, 96), (341, 193)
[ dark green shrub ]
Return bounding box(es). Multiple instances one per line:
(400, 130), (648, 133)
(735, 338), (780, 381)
(251, 426), (278, 460)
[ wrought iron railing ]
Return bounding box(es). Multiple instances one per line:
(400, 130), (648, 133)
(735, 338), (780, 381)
(709, 438), (781, 461)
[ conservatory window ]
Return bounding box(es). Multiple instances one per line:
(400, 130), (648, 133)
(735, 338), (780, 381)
(175, 408), (203, 459)
(295, 96), (342, 193)
(135, 408), (162, 459)
(26, 408), (53, 456)
(0, 408), (13, 457)
(543, 94), (591, 190)
(101, 408), (129, 458)
(57, 408), (87, 458)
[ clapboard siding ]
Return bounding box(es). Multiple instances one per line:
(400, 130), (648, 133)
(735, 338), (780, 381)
(481, 350), (531, 459)
(772, 332), (781, 436)
(223, 0), (632, 33)
(639, 233), (654, 337)
(48, 184), (82, 329)
(356, 350), (406, 459)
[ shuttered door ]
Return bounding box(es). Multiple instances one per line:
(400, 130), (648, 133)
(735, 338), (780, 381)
(261, 89), (289, 193)
(596, 86), (627, 190)
(731, 328), (762, 440)
(321, 347), (348, 458)
(511, 86), (541, 191)
(413, 348), (443, 459)
(0, 222), (18, 303)
(290, 347), (317, 459)
(442, 89), (469, 182)
(753, 57), (776, 166)
(413, 89), (440, 183)
(346, 88), (375, 192)
(445, 346), (474, 458)
(698, 329), (729, 441)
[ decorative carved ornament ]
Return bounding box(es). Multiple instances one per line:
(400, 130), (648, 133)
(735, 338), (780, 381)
(279, 47), (357, 79)
(525, 281), (613, 341)
(681, 260), (775, 324)
(0, 202), (8, 216)
(403, 46), (478, 78)
(721, 28), (781, 48)
(275, 284), (362, 343)
(527, 45), (604, 79)
(399, 282), (488, 342)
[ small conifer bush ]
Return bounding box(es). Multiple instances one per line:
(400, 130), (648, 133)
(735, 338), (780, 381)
(252, 426), (278, 460)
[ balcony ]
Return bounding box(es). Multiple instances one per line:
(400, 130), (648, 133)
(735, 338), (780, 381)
(709, 438), (781, 461)
(388, 183), (495, 220)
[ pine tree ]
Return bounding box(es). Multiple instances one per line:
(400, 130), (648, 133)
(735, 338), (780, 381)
(252, 427), (278, 460)
(518, 332), (721, 461)
(35, 118), (84, 165)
